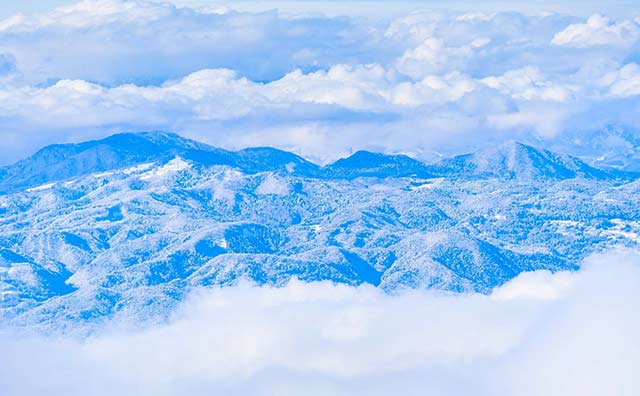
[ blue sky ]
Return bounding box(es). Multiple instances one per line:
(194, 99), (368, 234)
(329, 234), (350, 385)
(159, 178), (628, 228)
(0, 0), (639, 166)
(3, 1), (640, 18)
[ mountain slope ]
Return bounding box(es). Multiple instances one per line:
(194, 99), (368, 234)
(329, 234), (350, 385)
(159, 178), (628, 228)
(325, 150), (435, 179)
(0, 132), (223, 193)
(1, 132), (639, 332)
(431, 141), (621, 180)
(1, 133), (631, 195)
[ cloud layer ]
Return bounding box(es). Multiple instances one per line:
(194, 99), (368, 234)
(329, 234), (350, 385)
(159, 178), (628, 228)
(1, 249), (639, 396)
(0, 0), (639, 166)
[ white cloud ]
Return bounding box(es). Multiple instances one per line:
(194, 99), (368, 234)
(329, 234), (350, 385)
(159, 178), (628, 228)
(395, 37), (490, 79)
(552, 14), (640, 47)
(1, 249), (639, 395)
(391, 72), (477, 106)
(0, 0), (382, 85)
(600, 63), (640, 97)
(0, 60), (632, 165)
(267, 64), (392, 110)
(0, 0), (176, 31)
(491, 269), (575, 300)
(481, 66), (575, 102)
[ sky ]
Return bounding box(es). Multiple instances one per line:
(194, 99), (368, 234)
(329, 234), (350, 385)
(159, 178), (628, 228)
(0, 1), (639, 166)
(3, 1), (640, 18)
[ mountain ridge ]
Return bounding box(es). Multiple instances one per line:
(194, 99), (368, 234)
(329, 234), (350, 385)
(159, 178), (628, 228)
(1, 131), (640, 332)
(0, 132), (635, 194)
(429, 140), (624, 180)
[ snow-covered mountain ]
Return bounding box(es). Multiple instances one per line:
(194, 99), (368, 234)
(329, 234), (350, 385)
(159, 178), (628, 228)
(1, 132), (639, 332)
(430, 141), (623, 180)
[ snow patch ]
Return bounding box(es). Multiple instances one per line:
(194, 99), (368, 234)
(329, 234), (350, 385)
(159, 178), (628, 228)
(123, 162), (155, 175)
(256, 174), (289, 196)
(66, 269), (92, 289)
(285, 162), (296, 173)
(209, 170), (244, 204)
(26, 182), (56, 192)
(7, 265), (37, 287)
(140, 157), (190, 181)
(410, 178), (445, 190)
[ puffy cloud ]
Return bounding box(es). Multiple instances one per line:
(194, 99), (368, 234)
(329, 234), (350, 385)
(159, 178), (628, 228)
(0, 0), (383, 85)
(552, 14), (640, 47)
(1, 249), (639, 395)
(391, 72), (477, 106)
(0, 65), (395, 128)
(491, 269), (575, 300)
(481, 66), (575, 102)
(600, 63), (640, 97)
(0, 62), (569, 163)
(0, 60), (633, 165)
(0, 0), (176, 31)
(267, 64), (393, 110)
(395, 37), (490, 79)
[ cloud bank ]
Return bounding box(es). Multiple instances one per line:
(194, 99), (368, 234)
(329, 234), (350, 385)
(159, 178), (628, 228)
(0, 0), (639, 165)
(1, 249), (639, 396)
(552, 14), (640, 48)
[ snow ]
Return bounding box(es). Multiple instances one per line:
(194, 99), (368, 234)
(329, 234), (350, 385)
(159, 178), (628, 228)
(2, 133), (640, 330)
(140, 157), (190, 180)
(285, 162), (296, 173)
(92, 171), (114, 178)
(65, 269), (92, 289)
(256, 174), (290, 195)
(26, 182), (56, 192)
(410, 178), (444, 190)
(123, 162), (155, 174)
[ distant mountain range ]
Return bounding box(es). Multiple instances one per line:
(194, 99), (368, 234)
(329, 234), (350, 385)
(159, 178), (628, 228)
(0, 132), (633, 193)
(1, 132), (639, 332)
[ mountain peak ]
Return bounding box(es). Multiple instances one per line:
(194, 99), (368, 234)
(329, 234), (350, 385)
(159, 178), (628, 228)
(0, 133), (631, 194)
(0, 132), (322, 193)
(0, 131), (218, 193)
(233, 147), (321, 176)
(326, 150), (434, 179)
(432, 140), (613, 180)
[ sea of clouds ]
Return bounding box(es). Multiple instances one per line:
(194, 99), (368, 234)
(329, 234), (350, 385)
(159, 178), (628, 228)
(0, 0), (639, 164)
(1, 249), (639, 395)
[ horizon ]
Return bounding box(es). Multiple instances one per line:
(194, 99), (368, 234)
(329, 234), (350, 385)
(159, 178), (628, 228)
(0, 129), (618, 169)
